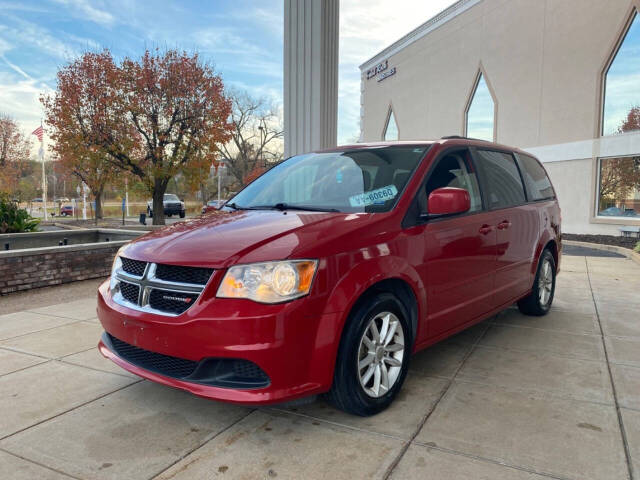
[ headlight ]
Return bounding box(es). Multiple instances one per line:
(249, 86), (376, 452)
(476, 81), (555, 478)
(217, 260), (318, 303)
(109, 255), (123, 293)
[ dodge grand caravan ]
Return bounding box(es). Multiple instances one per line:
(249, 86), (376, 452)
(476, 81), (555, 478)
(98, 138), (561, 416)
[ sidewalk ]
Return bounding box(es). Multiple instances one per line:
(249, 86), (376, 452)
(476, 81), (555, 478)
(0, 255), (638, 479)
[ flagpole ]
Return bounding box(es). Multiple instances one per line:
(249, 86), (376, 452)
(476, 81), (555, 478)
(40, 120), (47, 221)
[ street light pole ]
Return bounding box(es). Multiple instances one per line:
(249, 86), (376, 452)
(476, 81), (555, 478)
(40, 143), (48, 221)
(217, 163), (223, 204)
(125, 177), (130, 217)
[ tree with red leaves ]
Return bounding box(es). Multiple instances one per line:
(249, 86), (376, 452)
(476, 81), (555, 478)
(0, 114), (30, 196)
(43, 49), (233, 225)
(116, 49), (233, 224)
(619, 106), (640, 133)
(42, 50), (133, 219)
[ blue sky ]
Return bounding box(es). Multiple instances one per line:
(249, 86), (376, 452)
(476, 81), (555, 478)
(0, 0), (455, 150)
(603, 11), (640, 135)
(466, 74), (494, 141)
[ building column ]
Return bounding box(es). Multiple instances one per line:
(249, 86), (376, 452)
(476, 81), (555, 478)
(284, 0), (339, 157)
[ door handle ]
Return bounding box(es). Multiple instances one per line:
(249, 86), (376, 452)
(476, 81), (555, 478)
(497, 220), (511, 230)
(479, 224), (493, 235)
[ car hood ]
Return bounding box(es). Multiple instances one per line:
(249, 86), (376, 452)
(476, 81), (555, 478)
(121, 209), (375, 268)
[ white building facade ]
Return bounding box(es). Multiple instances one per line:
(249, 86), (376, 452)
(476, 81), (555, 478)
(359, 0), (640, 235)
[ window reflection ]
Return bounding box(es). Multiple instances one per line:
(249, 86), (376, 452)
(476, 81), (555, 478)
(603, 12), (640, 135)
(597, 156), (640, 217)
(466, 73), (495, 141)
(384, 109), (399, 141)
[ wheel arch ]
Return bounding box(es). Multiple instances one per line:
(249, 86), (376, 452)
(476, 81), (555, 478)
(322, 255), (426, 353)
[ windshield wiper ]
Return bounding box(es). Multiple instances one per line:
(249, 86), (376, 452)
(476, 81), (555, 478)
(254, 203), (340, 213)
(224, 202), (242, 210)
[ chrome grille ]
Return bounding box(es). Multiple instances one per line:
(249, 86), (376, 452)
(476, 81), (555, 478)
(155, 264), (213, 285)
(149, 288), (196, 315)
(112, 259), (213, 316)
(121, 257), (146, 277)
(120, 281), (140, 304)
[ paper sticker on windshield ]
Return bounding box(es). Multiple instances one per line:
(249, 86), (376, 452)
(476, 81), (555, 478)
(349, 185), (398, 207)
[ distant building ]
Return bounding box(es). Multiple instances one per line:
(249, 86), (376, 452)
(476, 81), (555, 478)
(360, 0), (640, 235)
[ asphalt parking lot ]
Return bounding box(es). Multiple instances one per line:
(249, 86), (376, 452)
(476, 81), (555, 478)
(0, 254), (638, 479)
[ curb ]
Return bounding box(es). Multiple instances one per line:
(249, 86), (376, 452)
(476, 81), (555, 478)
(563, 239), (640, 266)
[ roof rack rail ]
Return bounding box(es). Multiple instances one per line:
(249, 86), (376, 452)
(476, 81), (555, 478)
(441, 135), (492, 142)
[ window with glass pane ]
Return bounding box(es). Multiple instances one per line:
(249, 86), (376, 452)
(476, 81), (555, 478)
(515, 153), (555, 201)
(603, 11), (640, 135)
(425, 150), (482, 213)
(229, 146), (428, 213)
(384, 109), (399, 141)
(474, 150), (525, 209)
(466, 73), (495, 141)
(597, 156), (640, 218)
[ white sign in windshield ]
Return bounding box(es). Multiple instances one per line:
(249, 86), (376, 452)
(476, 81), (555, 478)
(349, 185), (398, 207)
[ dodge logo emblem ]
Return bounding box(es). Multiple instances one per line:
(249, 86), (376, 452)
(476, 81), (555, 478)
(162, 295), (192, 303)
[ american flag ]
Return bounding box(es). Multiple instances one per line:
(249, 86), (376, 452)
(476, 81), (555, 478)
(32, 125), (44, 142)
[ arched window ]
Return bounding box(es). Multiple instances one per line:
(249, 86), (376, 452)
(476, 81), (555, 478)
(383, 108), (399, 141)
(603, 10), (640, 135)
(465, 71), (495, 141)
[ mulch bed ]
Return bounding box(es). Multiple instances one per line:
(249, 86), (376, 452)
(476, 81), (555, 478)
(563, 233), (639, 251)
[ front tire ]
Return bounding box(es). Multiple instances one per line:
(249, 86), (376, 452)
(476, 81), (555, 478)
(325, 292), (411, 416)
(518, 249), (556, 316)
(147, 207), (153, 218)
(179, 210), (186, 218)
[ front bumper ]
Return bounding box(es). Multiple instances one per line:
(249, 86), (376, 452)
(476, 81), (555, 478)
(163, 204), (184, 214)
(96, 280), (341, 405)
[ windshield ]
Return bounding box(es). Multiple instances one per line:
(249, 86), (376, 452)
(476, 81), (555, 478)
(164, 194), (180, 202)
(227, 146), (429, 213)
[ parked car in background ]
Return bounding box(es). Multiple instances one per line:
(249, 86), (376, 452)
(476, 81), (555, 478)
(59, 205), (74, 217)
(146, 194), (185, 218)
(599, 206), (624, 216)
(99, 138), (561, 416)
(599, 206), (639, 217)
(31, 198), (43, 203)
(54, 197), (70, 203)
(201, 199), (226, 214)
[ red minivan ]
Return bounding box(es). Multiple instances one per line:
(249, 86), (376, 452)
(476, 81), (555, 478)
(97, 138), (561, 416)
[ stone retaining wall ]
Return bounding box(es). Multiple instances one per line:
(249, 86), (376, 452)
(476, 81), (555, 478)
(0, 241), (126, 295)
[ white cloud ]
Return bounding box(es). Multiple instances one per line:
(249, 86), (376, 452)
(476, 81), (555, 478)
(338, 0), (457, 143)
(0, 19), (79, 60)
(51, 0), (115, 27)
(0, 71), (53, 151)
(194, 27), (282, 79)
(1, 55), (33, 80)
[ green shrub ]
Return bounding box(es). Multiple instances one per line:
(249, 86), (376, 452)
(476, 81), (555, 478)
(635, 241), (640, 253)
(0, 193), (40, 233)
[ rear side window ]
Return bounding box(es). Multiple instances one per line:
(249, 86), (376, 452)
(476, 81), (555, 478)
(474, 150), (526, 209)
(515, 153), (555, 201)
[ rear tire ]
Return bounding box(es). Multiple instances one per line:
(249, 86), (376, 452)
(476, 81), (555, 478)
(325, 292), (411, 416)
(517, 249), (556, 316)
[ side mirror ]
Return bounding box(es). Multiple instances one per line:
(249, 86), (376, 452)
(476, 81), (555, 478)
(421, 187), (470, 219)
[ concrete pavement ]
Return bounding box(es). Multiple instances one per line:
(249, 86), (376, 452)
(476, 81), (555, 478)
(0, 254), (638, 479)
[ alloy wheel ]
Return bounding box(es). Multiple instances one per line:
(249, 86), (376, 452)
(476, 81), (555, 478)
(538, 258), (553, 306)
(357, 311), (405, 398)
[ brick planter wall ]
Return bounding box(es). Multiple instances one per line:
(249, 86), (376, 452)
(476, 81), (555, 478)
(0, 242), (126, 295)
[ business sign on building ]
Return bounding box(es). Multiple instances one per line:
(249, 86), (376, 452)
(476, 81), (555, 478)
(366, 60), (396, 82)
